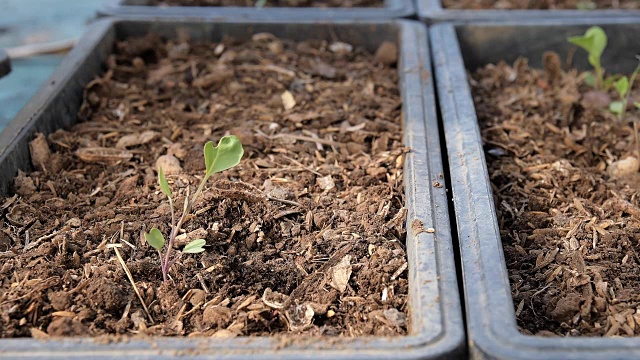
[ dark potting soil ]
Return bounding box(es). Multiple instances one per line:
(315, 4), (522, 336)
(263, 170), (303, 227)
(0, 33), (408, 339)
(146, 0), (384, 7)
(443, 0), (639, 9)
(472, 53), (640, 336)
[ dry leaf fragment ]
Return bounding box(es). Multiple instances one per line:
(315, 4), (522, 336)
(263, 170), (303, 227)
(235, 295), (257, 311)
(281, 90), (296, 110)
(311, 60), (337, 79)
(51, 311), (76, 317)
(317, 175), (335, 191)
(131, 310), (147, 330)
(76, 147), (133, 163)
(284, 302), (314, 331)
(147, 64), (174, 85)
(383, 308), (407, 328)
(375, 41), (398, 65)
(329, 255), (352, 293)
(211, 329), (237, 338)
(30, 328), (50, 339)
(262, 288), (287, 309)
(7, 203), (37, 227)
(115, 130), (158, 149)
(29, 133), (50, 170)
(192, 65), (234, 88)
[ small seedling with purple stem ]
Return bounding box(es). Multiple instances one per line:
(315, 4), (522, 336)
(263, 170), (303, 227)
(144, 135), (244, 283)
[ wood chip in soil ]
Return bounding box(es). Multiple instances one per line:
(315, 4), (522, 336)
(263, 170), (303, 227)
(0, 32), (409, 339)
(443, 0), (639, 9)
(472, 53), (640, 336)
(147, 0), (383, 7)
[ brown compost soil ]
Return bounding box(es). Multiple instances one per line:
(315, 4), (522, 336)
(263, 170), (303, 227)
(0, 33), (409, 339)
(472, 53), (640, 336)
(443, 0), (639, 9)
(146, 0), (384, 7)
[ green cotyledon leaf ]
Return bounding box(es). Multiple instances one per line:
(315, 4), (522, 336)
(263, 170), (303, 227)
(157, 165), (172, 199)
(183, 239), (206, 254)
(144, 228), (165, 251)
(567, 26), (607, 69)
(204, 135), (244, 178)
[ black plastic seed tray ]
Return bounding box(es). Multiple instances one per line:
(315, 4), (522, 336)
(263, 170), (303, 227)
(0, 49), (10, 78)
(431, 18), (640, 360)
(0, 17), (464, 360)
(98, 0), (414, 20)
(417, 0), (640, 24)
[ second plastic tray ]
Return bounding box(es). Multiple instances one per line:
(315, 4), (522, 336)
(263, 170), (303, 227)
(99, 0), (415, 20)
(432, 18), (640, 360)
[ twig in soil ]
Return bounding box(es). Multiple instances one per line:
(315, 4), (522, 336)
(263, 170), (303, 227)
(301, 130), (325, 151)
(281, 155), (322, 176)
(174, 303), (188, 323)
(196, 273), (210, 294)
(527, 283), (553, 318)
(83, 234), (111, 258)
(266, 196), (303, 208)
(24, 226), (69, 251)
(255, 130), (346, 148)
(109, 244), (154, 324)
(120, 239), (136, 249)
(237, 64), (296, 78)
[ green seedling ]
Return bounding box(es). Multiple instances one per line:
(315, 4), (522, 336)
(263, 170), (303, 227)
(609, 62), (640, 120)
(576, 0), (596, 10)
(567, 26), (607, 90)
(144, 135), (244, 283)
(608, 60), (640, 156)
(609, 77), (629, 118)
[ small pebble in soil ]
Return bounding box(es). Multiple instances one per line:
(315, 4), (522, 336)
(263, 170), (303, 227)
(155, 154), (182, 175)
(608, 156), (639, 178)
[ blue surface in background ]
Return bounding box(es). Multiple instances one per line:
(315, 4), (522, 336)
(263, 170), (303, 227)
(0, 0), (102, 129)
(0, 55), (63, 125)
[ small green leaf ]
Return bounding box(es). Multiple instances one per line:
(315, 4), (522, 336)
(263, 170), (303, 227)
(204, 135), (244, 177)
(603, 74), (621, 89)
(144, 228), (165, 251)
(183, 239), (206, 254)
(613, 76), (629, 99)
(157, 165), (172, 199)
(609, 101), (624, 115)
(567, 26), (607, 69)
(634, 101), (640, 110)
(576, 0), (596, 10)
(583, 71), (595, 87)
